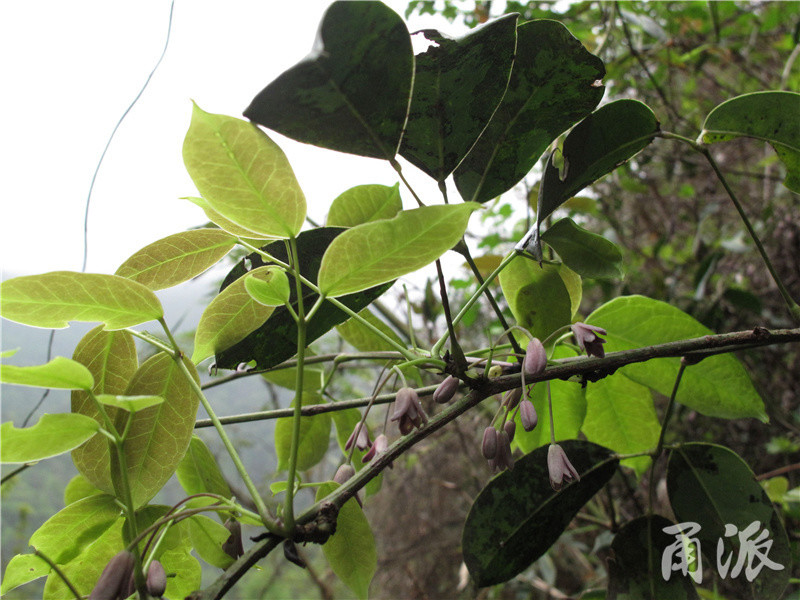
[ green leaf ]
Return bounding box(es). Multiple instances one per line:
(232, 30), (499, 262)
(0, 271), (163, 330)
(581, 374), (660, 476)
(399, 14), (518, 181)
(71, 326), (138, 494)
(244, 267), (290, 306)
(336, 308), (404, 352)
(326, 183), (403, 227)
(63, 474), (104, 506)
(115, 228), (237, 290)
(1, 348), (19, 357)
(0, 554), (50, 595)
(192, 265), (277, 364)
(184, 196), (273, 240)
(701, 91), (800, 193)
(514, 346), (585, 453)
(95, 394), (164, 413)
(188, 515), (235, 569)
(462, 440), (618, 587)
(1, 414), (100, 464)
(244, 1), (413, 160)
(316, 482), (376, 599)
(454, 19), (605, 203)
(119, 353), (201, 506)
(262, 366), (324, 392)
(586, 296), (767, 420)
(667, 443), (791, 599)
(275, 393), (332, 471)
(0, 356), (94, 390)
(29, 494), (120, 566)
(537, 100), (659, 227)
(183, 103), (306, 238)
(176, 435), (233, 501)
(540, 217), (624, 279)
(215, 228), (394, 370)
(499, 256), (581, 341)
(607, 515), (700, 600)
(319, 203), (480, 297)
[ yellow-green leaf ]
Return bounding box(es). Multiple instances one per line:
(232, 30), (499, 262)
(1, 356), (94, 390)
(0, 271), (163, 330)
(115, 229), (237, 290)
(183, 196), (274, 241)
(244, 267), (290, 306)
(318, 203), (480, 297)
(275, 393), (331, 471)
(1, 414), (100, 464)
(192, 266), (277, 364)
(183, 103), (306, 238)
(95, 394), (164, 413)
(326, 183), (403, 227)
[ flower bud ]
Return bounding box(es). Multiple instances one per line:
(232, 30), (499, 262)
(390, 387), (427, 434)
(524, 338), (547, 376)
(89, 550), (134, 600)
(502, 388), (522, 410)
(481, 426), (498, 460)
(222, 518), (244, 559)
(503, 420), (516, 443)
(433, 375), (459, 404)
(283, 540), (306, 569)
(333, 464), (355, 485)
(362, 433), (389, 463)
(146, 560), (167, 597)
(495, 430), (514, 471)
(547, 443), (580, 491)
(519, 400), (538, 432)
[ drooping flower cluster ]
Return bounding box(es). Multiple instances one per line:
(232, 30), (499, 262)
(390, 387), (428, 434)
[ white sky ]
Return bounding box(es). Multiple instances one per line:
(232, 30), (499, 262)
(0, 1), (473, 277)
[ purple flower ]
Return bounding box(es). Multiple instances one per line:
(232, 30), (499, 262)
(519, 400), (538, 432)
(481, 426), (498, 460)
(547, 444), (580, 491)
(503, 388), (522, 410)
(493, 430), (514, 471)
(503, 420), (516, 443)
(146, 560), (167, 597)
(523, 338), (547, 376)
(89, 550), (134, 600)
(333, 464), (355, 485)
(390, 387), (427, 434)
(222, 518), (244, 559)
(362, 433), (389, 463)
(345, 422), (371, 451)
(571, 322), (608, 358)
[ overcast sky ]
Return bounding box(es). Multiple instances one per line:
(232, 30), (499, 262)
(1, 1), (472, 277)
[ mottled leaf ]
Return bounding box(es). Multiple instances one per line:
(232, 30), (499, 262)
(0, 271), (163, 330)
(399, 14), (518, 181)
(115, 229), (237, 290)
(463, 440), (618, 586)
(245, 1), (413, 160)
(183, 103), (306, 238)
(455, 19), (605, 203)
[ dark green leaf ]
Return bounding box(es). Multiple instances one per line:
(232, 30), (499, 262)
(399, 14), (518, 181)
(215, 228), (393, 370)
(244, 1), (413, 160)
(701, 91), (800, 193)
(540, 217), (624, 279)
(667, 443), (791, 600)
(455, 19), (605, 203)
(462, 440), (618, 587)
(537, 100), (659, 227)
(607, 515), (699, 600)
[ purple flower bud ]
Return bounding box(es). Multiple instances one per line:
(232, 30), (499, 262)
(362, 433), (389, 463)
(390, 387), (427, 434)
(481, 426), (498, 460)
(571, 322), (607, 358)
(547, 443), (580, 491)
(433, 375), (459, 404)
(502, 388), (522, 410)
(345, 422), (371, 451)
(519, 400), (538, 432)
(503, 420), (516, 443)
(222, 518), (244, 559)
(89, 550), (134, 600)
(495, 430), (515, 471)
(146, 560), (167, 597)
(333, 464), (355, 485)
(523, 338), (547, 376)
